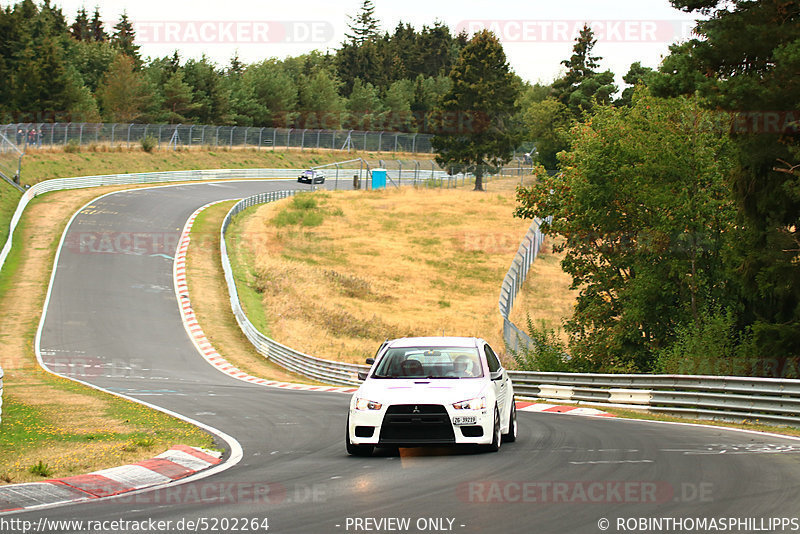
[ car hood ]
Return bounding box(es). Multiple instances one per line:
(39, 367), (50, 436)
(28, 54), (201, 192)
(356, 378), (488, 405)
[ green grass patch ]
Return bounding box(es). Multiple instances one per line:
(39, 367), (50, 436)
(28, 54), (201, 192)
(0, 179), (22, 251)
(271, 193), (337, 228)
(225, 210), (272, 336)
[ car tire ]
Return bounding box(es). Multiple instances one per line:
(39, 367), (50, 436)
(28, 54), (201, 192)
(346, 417), (373, 457)
(481, 406), (501, 453)
(502, 401), (517, 443)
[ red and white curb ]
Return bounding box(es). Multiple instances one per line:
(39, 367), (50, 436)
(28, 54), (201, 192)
(516, 401), (614, 417)
(0, 445), (221, 514)
(175, 203), (615, 418)
(174, 203), (357, 395)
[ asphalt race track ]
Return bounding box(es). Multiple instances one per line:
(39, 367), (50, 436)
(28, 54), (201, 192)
(15, 179), (800, 533)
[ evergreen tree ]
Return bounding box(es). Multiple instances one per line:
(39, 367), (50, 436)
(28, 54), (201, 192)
(616, 62), (655, 107)
(70, 7), (90, 41)
(552, 24), (616, 118)
(432, 30), (522, 191)
(183, 56), (230, 124)
(244, 59), (297, 125)
(160, 69), (198, 123)
(89, 6), (106, 42)
(111, 11), (140, 65)
(344, 0), (380, 46)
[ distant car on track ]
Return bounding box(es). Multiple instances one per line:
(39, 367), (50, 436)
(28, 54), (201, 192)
(346, 337), (516, 456)
(297, 169), (325, 184)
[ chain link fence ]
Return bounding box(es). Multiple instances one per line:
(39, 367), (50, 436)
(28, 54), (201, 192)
(0, 132), (24, 191)
(499, 217), (550, 353)
(0, 123), (436, 154)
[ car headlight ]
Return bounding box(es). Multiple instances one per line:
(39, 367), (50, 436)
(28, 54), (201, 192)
(355, 398), (383, 411)
(453, 396), (486, 410)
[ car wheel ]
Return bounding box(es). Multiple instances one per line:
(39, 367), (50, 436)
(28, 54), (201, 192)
(482, 406), (501, 453)
(346, 417), (373, 457)
(502, 401), (517, 443)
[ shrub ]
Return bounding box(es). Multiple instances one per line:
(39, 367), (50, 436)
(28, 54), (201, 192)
(64, 139), (81, 153)
(510, 316), (572, 372)
(655, 309), (768, 376)
(140, 135), (157, 153)
(29, 460), (53, 478)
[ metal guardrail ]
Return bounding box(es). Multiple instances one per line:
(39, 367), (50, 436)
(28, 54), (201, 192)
(507, 371), (800, 426)
(498, 217), (548, 353)
(1, 123), (435, 154)
(220, 191), (369, 386)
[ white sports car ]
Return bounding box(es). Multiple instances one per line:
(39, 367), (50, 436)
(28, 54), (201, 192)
(346, 337), (517, 456)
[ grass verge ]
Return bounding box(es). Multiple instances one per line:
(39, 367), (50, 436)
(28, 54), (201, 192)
(0, 180), (22, 249)
(595, 405), (800, 438)
(19, 146), (434, 186)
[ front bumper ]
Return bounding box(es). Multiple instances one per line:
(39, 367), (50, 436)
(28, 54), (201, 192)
(348, 403), (493, 447)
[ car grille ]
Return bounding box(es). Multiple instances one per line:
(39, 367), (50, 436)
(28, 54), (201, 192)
(379, 404), (455, 444)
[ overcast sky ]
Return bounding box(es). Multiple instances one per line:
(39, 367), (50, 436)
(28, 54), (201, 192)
(39, 0), (699, 85)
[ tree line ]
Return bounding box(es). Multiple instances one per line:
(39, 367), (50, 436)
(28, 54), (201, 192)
(0, 0), (470, 132)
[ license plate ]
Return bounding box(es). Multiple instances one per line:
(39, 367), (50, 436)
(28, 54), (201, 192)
(452, 416), (477, 425)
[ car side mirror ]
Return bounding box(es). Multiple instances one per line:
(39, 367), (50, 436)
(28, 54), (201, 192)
(357, 371), (369, 381)
(490, 370), (504, 381)
(366, 358), (375, 365)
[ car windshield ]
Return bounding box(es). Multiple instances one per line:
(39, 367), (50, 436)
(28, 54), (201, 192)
(371, 347), (483, 379)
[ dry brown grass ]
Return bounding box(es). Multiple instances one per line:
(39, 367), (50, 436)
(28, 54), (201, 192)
(231, 177), (572, 365)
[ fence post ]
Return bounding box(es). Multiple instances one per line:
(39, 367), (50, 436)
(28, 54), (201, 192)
(258, 127), (264, 150)
(229, 127), (235, 149)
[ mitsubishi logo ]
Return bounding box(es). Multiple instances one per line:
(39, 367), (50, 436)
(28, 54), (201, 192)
(412, 406), (420, 414)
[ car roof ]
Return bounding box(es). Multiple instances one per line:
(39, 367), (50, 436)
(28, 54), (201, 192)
(386, 337), (482, 349)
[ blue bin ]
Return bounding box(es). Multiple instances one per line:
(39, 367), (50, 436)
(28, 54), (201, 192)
(372, 168), (387, 189)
